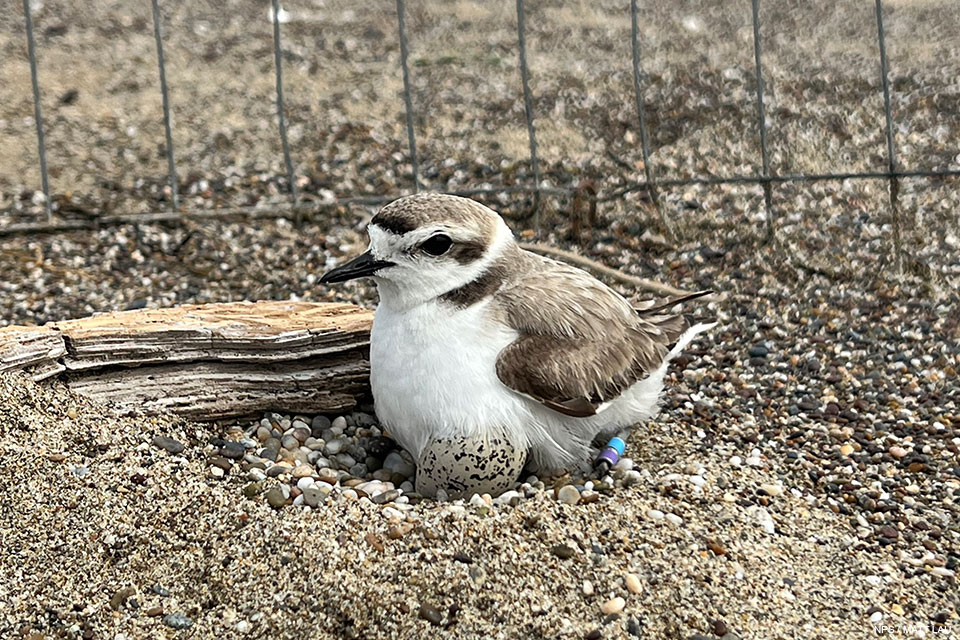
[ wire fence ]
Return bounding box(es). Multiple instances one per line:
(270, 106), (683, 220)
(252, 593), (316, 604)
(7, 0), (960, 259)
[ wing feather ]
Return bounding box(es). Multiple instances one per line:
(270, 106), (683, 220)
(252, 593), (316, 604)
(492, 249), (703, 417)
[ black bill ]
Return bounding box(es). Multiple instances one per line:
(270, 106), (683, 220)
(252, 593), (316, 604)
(319, 251), (395, 283)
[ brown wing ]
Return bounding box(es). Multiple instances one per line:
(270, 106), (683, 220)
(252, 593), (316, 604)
(492, 249), (687, 417)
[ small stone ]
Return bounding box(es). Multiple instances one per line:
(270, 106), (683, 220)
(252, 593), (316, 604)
(707, 539), (727, 556)
(760, 484), (783, 497)
(869, 611), (883, 623)
(220, 442), (245, 459)
(551, 544), (577, 559)
(646, 509), (665, 520)
(303, 486), (327, 507)
(580, 490), (600, 504)
(840, 444), (854, 456)
(557, 485), (581, 505)
(152, 436), (184, 455)
(710, 619), (729, 636)
(265, 487), (287, 508)
(419, 602), (443, 626)
(665, 513), (683, 526)
(889, 446), (908, 458)
(383, 451), (416, 478)
(372, 489), (400, 505)
(331, 416), (347, 433)
(145, 606), (163, 617)
(163, 613), (193, 630)
(891, 604), (904, 616)
(600, 597), (625, 615)
(243, 481), (263, 498)
(387, 523), (413, 539)
(236, 620), (252, 633)
(879, 525), (899, 539)
(582, 580), (595, 596)
(292, 465), (314, 479)
(748, 345), (768, 358)
(625, 573), (641, 594)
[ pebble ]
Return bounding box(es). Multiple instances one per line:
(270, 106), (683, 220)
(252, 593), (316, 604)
(760, 483), (784, 497)
(302, 485), (327, 507)
(163, 613), (193, 630)
(265, 487), (287, 508)
(646, 509), (665, 520)
(292, 465), (313, 479)
(152, 436), (184, 455)
(665, 513), (683, 526)
(557, 484), (581, 505)
(551, 544), (577, 559)
(840, 444), (854, 456)
(625, 573), (642, 594)
(383, 451), (416, 478)
(220, 441), (245, 459)
(582, 580), (594, 596)
(419, 602), (443, 626)
(600, 597), (625, 615)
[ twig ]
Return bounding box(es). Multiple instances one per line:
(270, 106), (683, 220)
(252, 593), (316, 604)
(519, 242), (694, 297)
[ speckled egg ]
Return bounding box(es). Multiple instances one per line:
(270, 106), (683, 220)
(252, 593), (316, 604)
(415, 435), (527, 499)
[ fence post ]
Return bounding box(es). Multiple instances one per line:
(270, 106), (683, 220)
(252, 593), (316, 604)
(874, 0), (904, 274)
(150, 0), (179, 211)
(515, 0), (542, 230)
(630, 0), (673, 239)
(271, 0), (299, 207)
(22, 0), (52, 220)
(395, 0), (421, 193)
(750, 0), (776, 243)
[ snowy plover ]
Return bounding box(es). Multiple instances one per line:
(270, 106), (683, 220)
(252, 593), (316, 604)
(321, 193), (713, 497)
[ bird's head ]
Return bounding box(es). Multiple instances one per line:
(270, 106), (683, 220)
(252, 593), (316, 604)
(320, 193), (513, 309)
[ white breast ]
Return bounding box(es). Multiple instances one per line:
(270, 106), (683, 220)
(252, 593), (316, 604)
(370, 298), (527, 460)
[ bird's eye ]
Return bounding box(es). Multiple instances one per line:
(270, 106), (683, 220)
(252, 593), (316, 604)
(420, 234), (453, 256)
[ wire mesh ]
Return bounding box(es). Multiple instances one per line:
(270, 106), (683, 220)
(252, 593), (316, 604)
(8, 0), (960, 255)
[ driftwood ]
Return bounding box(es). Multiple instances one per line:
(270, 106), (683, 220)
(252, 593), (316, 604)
(0, 301), (373, 420)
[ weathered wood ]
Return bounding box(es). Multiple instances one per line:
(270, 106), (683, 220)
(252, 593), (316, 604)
(0, 301), (373, 419)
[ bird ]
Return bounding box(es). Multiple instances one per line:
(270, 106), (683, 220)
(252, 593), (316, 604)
(320, 193), (714, 497)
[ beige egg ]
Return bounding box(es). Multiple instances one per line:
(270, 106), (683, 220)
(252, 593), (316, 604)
(415, 435), (527, 500)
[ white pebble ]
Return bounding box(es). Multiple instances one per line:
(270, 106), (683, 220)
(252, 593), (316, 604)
(236, 620), (251, 633)
(582, 580), (594, 596)
(869, 611), (883, 623)
(624, 573), (641, 594)
(600, 597), (625, 615)
(688, 475), (706, 488)
(331, 416), (347, 433)
(296, 477), (315, 491)
(209, 466), (224, 478)
(557, 485), (581, 505)
(613, 457), (634, 471)
(729, 455), (742, 466)
(761, 483), (784, 497)
(646, 509), (665, 520)
(665, 513), (683, 526)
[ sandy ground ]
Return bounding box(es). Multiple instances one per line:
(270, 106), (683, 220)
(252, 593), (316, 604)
(2, 368), (957, 640)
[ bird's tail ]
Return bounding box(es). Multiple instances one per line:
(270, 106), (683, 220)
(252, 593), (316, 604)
(665, 321), (716, 361)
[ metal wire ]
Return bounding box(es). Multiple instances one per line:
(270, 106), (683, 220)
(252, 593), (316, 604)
(874, 0), (903, 269)
(22, 0), (51, 220)
(750, 0), (775, 241)
(271, 0), (298, 204)
(396, 0), (420, 193)
(515, 0), (542, 228)
(150, 0), (179, 211)
(600, 168), (960, 202)
(630, 0), (672, 237)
